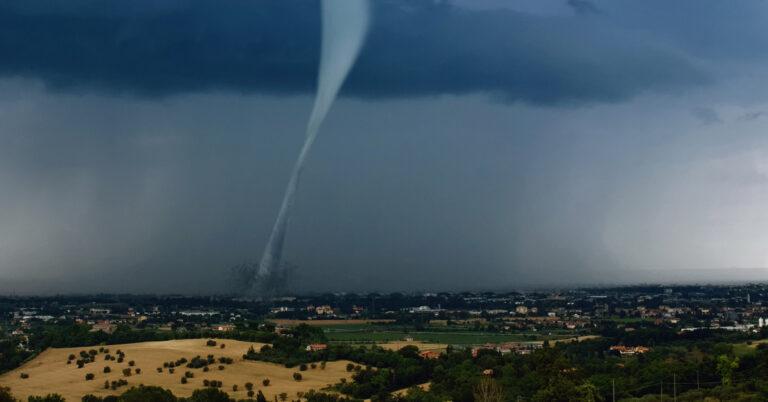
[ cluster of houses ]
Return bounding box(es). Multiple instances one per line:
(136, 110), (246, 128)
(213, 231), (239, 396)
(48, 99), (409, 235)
(461, 342), (544, 356)
(609, 345), (651, 356)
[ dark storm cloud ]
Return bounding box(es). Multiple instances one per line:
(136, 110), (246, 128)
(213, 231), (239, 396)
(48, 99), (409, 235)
(0, 0), (706, 104)
(566, 0), (600, 15)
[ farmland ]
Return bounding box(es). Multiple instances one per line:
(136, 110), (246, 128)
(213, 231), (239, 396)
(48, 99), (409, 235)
(0, 339), (355, 401)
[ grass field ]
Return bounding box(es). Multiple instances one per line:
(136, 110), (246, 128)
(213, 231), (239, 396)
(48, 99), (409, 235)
(268, 319), (395, 326)
(0, 339), (355, 401)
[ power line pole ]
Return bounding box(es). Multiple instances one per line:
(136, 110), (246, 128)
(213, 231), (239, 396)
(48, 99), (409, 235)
(660, 381), (663, 401)
(612, 379), (616, 402)
(674, 373), (677, 402)
(697, 369), (700, 390)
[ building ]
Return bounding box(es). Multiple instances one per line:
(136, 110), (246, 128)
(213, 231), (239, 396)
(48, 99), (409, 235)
(306, 344), (327, 352)
(90, 320), (116, 334)
(419, 351), (440, 359)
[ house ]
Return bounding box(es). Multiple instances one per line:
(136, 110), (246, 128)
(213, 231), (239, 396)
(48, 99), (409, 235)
(215, 324), (235, 332)
(315, 305), (334, 315)
(418, 351), (440, 359)
(90, 320), (116, 334)
(610, 346), (650, 356)
(306, 344), (327, 352)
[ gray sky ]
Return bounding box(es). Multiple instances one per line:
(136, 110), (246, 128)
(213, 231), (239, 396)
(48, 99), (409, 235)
(2, 0), (768, 294)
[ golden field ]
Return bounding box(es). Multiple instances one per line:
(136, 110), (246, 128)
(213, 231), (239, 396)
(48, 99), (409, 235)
(0, 339), (355, 401)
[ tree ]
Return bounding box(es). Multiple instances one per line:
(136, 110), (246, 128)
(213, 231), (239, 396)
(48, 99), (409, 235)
(122, 368), (132, 377)
(474, 378), (504, 402)
(718, 355), (740, 386)
(256, 391), (267, 402)
(262, 378), (270, 386)
(104, 366), (111, 373)
(181, 377), (187, 384)
(128, 360), (135, 367)
(27, 395), (65, 402)
(245, 382), (254, 391)
(279, 393), (288, 401)
(118, 385), (176, 402)
(188, 388), (233, 402)
(574, 381), (603, 402)
(86, 373), (95, 380)
(0, 386), (16, 402)
(293, 372), (302, 381)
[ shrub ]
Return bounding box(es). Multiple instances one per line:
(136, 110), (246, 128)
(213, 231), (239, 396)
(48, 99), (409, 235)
(203, 366), (209, 372)
(232, 385), (238, 392)
(168, 368), (175, 374)
(220, 344), (225, 349)
(67, 360), (71, 365)
(218, 365), (224, 371)
(346, 363), (354, 372)
(20, 373), (29, 379)
(299, 364), (308, 371)
(117, 357), (124, 363)
(320, 361), (326, 370)
(203, 380), (210, 387)
(128, 361), (135, 367)
(293, 372), (302, 381)
(88, 349), (98, 356)
(135, 368), (140, 374)
(310, 363), (317, 369)
(156, 367), (162, 373)
(181, 377), (187, 384)
(122, 368), (132, 377)
(262, 378), (270, 386)
(104, 366), (111, 373)
(206, 340), (217, 347)
(68, 354), (75, 360)
(245, 382), (254, 390)
(247, 390), (254, 398)
(279, 392), (288, 401)
(77, 360), (85, 368)
(104, 381), (109, 389)
(85, 373), (95, 380)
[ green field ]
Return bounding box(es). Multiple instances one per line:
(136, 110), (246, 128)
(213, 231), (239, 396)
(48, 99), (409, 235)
(320, 324), (587, 344)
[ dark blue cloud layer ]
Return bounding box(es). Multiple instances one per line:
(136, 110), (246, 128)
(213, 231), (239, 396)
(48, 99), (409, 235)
(0, 0), (706, 104)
